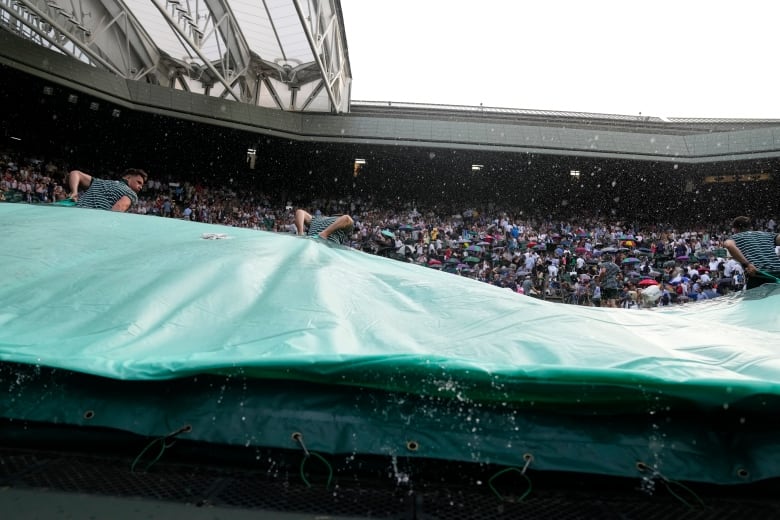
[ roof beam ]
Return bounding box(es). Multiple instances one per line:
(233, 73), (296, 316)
(199, 0), (264, 104)
(1, 0), (169, 81)
(199, 0), (250, 74)
(2, 0), (352, 112)
(150, 0), (240, 102)
(1, 0), (122, 74)
(1, 1), (100, 68)
(292, 0), (349, 113)
(85, 0), (165, 80)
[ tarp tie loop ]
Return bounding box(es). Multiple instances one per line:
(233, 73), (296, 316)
(291, 432), (333, 489)
(636, 461), (706, 509)
(130, 424), (192, 473)
(488, 453), (533, 502)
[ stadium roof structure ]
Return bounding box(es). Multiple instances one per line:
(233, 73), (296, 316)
(0, 0), (350, 112)
(2, 0), (780, 163)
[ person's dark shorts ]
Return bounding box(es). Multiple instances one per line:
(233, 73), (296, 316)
(602, 288), (618, 300)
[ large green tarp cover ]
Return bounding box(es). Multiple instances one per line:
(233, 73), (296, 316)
(2, 203), (780, 485)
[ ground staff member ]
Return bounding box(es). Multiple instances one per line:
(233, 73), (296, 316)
(724, 216), (780, 290)
(67, 168), (147, 212)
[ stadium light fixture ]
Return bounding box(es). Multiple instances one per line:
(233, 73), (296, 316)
(67, 94), (78, 103)
(570, 170), (581, 177)
(354, 158), (366, 177)
(472, 164), (483, 172)
(246, 148), (257, 169)
(89, 102), (99, 111)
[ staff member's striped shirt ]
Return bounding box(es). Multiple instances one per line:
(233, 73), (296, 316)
(307, 215), (352, 244)
(731, 231), (780, 271)
(76, 178), (138, 210)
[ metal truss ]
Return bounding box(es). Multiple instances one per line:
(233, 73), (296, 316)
(0, 0), (350, 112)
(293, 0), (348, 112)
(150, 0), (240, 101)
(0, 0), (173, 82)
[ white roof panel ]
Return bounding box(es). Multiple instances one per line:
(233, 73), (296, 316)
(121, 0), (179, 60)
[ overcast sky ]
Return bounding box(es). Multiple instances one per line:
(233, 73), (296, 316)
(340, 1), (779, 119)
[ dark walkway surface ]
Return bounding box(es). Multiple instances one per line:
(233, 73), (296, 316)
(2, 446), (779, 520)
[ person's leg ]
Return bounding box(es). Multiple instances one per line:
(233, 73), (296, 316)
(294, 209), (312, 235)
(318, 214), (354, 240)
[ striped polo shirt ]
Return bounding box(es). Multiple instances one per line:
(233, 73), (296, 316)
(76, 178), (138, 210)
(732, 231), (780, 271)
(308, 215), (351, 245)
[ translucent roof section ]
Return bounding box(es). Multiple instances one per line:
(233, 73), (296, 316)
(0, 0), (351, 112)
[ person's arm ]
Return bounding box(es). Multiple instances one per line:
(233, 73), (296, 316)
(723, 238), (757, 276)
(112, 195), (132, 212)
(317, 214), (354, 241)
(66, 170), (92, 200)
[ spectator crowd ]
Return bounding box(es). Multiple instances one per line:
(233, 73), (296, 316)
(3, 152), (778, 309)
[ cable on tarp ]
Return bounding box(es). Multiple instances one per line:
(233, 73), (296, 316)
(291, 432), (333, 489)
(488, 453), (533, 502)
(636, 461), (706, 509)
(130, 424), (192, 473)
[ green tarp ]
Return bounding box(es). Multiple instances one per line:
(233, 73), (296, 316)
(6, 363), (780, 485)
(1, 203), (778, 408)
(1, 203), (780, 485)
